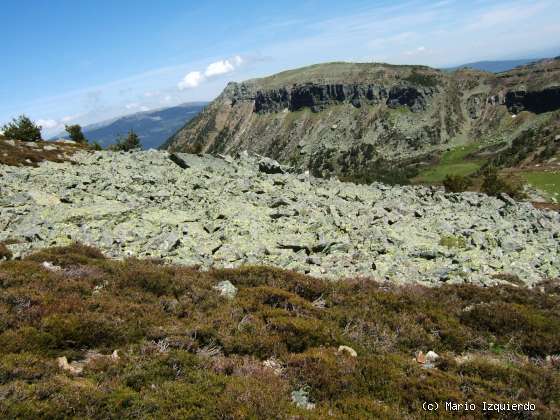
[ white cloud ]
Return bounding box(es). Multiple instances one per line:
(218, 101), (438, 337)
(205, 60), (235, 77)
(177, 55), (244, 91)
(37, 119), (59, 129)
(233, 55), (243, 66)
(204, 55), (244, 77)
(178, 71), (205, 90)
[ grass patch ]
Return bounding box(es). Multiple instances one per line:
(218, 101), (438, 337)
(415, 143), (486, 183)
(439, 235), (467, 249)
(523, 170), (560, 201)
(0, 244), (559, 417)
(0, 139), (88, 167)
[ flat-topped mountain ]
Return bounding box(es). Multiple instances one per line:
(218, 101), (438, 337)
(165, 59), (560, 184)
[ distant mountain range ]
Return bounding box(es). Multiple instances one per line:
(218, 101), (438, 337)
(443, 58), (543, 73)
(53, 102), (207, 149)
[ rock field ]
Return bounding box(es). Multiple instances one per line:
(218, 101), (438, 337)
(1, 150), (559, 286)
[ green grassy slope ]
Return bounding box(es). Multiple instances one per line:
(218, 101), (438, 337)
(524, 171), (560, 201)
(414, 143), (487, 183)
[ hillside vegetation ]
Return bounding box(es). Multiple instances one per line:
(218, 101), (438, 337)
(0, 137), (88, 167)
(0, 244), (559, 418)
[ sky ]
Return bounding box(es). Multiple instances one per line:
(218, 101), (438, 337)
(1, 0), (559, 137)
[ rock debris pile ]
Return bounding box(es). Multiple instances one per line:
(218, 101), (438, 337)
(1, 150), (559, 286)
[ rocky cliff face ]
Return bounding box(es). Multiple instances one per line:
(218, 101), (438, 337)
(505, 87), (560, 114)
(165, 59), (560, 181)
(250, 83), (435, 114)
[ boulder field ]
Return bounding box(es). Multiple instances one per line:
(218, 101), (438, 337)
(1, 150), (559, 286)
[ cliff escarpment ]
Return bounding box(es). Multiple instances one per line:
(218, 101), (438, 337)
(250, 83), (435, 114)
(165, 59), (560, 182)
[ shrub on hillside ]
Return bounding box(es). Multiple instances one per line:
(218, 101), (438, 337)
(404, 70), (439, 87)
(0, 243), (12, 260)
(65, 124), (87, 144)
(481, 167), (525, 199)
(338, 159), (418, 185)
(1, 115), (42, 141)
(0, 243), (559, 417)
(91, 141), (103, 151)
(442, 174), (472, 193)
(109, 130), (142, 151)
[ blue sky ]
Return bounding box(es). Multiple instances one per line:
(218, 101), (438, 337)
(1, 0), (559, 136)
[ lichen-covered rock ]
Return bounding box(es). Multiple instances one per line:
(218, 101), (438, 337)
(213, 280), (238, 299)
(1, 149), (559, 286)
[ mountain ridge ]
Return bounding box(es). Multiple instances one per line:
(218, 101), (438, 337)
(165, 59), (560, 184)
(54, 102), (207, 149)
(442, 58), (544, 73)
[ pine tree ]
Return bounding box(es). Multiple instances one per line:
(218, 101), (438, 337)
(65, 124), (87, 144)
(1, 115), (42, 141)
(124, 129), (141, 150)
(109, 129), (142, 151)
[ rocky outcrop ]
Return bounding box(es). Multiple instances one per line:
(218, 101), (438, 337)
(253, 84), (433, 114)
(1, 150), (559, 286)
(505, 86), (560, 114)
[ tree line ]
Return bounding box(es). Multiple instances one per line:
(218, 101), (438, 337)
(1, 114), (142, 151)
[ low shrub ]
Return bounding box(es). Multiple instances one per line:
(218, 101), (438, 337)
(0, 244), (558, 417)
(404, 70), (439, 87)
(439, 235), (467, 249)
(481, 167), (525, 199)
(442, 174), (472, 192)
(0, 243), (12, 260)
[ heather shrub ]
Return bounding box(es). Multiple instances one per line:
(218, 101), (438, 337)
(0, 243), (12, 260)
(481, 166), (525, 199)
(0, 244), (558, 417)
(442, 174), (472, 192)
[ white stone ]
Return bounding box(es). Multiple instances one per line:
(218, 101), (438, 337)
(213, 280), (237, 299)
(425, 350), (440, 363)
(337, 345), (358, 357)
(42, 261), (62, 271)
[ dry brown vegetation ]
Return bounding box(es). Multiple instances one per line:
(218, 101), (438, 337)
(0, 243), (559, 418)
(0, 243), (12, 260)
(0, 137), (88, 167)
